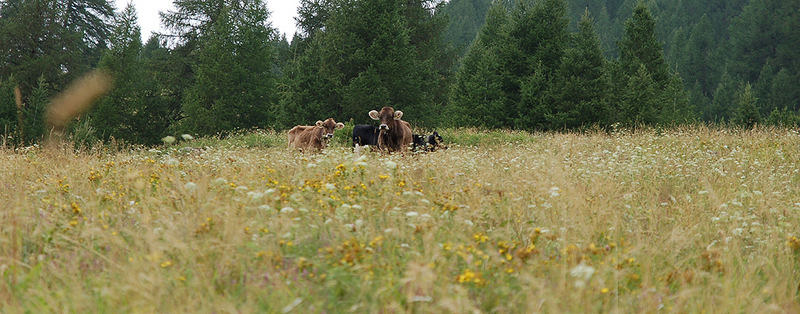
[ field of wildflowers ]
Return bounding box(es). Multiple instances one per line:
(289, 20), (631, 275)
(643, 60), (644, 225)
(1, 127), (800, 312)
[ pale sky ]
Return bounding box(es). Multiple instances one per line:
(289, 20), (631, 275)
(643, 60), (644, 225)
(113, 0), (301, 42)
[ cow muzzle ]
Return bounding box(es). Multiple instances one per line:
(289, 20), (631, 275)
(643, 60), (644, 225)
(379, 124), (389, 130)
(325, 133), (334, 139)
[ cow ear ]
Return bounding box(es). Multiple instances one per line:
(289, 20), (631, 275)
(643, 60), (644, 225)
(315, 120), (323, 127)
(369, 110), (379, 120)
(394, 110), (403, 120)
(336, 122), (344, 129)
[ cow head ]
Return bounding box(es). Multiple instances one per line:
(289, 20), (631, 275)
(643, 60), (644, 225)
(369, 107), (403, 131)
(316, 118), (345, 139)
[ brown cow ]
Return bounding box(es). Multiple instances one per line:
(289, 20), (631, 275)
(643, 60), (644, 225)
(288, 118), (344, 152)
(368, 107), (412, 153)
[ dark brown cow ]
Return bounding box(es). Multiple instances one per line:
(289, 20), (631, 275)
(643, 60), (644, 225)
(288, 118), (344, 152)
(368, 107), (412, 153)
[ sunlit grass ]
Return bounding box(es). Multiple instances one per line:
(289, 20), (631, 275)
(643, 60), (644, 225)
(1, 126), (799, 312)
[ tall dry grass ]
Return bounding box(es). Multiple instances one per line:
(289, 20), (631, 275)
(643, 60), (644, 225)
(1, 127), (799, 312)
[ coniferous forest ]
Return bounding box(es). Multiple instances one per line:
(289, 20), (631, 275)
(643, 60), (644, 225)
(1, 0), (799, 145)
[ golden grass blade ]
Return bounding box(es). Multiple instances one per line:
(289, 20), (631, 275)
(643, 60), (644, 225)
(45, 70), (112, 142)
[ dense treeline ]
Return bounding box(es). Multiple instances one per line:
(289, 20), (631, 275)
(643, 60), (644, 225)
(444, 0), (800, 127)
(0, 0), (798, 146)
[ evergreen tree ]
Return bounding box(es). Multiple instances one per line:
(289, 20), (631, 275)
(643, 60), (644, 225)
(283, 0), (443, 127)
(23, 76), (50, 144)
(732, 82), (759, 128)
(511, 0), (569, 129)
(93, 4), (146, 143)
(621, 64), (658, 125)
(0, 0), (113, 100)
(618, 2), (669, 88)
(708, 70), (737, 122)
(448, 3), (509, 128)
(441, 0), (492, 56)
(658, 73), (693, 124)
(768, 68), (798, 112)
(165, 0), (278, 136)
(0, 77), (18, 140)
(551, 10), (608, 128)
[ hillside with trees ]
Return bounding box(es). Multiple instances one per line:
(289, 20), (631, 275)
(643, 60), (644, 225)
(1, 0), (798, 145)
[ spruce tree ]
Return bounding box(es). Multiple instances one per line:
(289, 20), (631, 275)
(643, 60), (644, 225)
(732, 82), (760, 128)
(0, 77), (18, 140)
(511, 0), (569, 130)
(618, 2), (669, 88)
(283, 0), (441, 126)
(93, 4), (146, 143)
(551, 10), (608, 128)
(448, 3), (510, 128)
(170, 0), (278, 136)
(22, 76), (49, 144)
(709, 70), (737, 122)
(621, 64), (659, 125)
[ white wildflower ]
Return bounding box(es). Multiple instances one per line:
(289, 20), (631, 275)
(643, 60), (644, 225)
(247, 191), (264, 200)
(570, 263), (595, 288)
(184, 182), (197, 191)
(280, 207), (295, 214)
(161, 136), (176, 144)
(181, 134), (194, 140)
(164, 158), (179, 166)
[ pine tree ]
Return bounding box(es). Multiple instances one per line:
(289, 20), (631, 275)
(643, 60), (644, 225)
(768, 68), (799, 112)
(0, 77), (18, 140)
(621, 64), (659, 125)
(618, 2), (669, 88)
(511, 0), (569, 130)
(551, 10), (608, 128)
(22, 76), (49, 144)
(283, 0), (441, 126)
(92, 4), (145, 143)
(709, 70), (737, 122)
(448, 3), (510, 128)
(169, 0), (278, 136)
(732, 82), (759, 128)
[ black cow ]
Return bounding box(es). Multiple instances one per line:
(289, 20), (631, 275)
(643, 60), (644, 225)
(412, 131), (445, 152)
(352, 124), (378, 147)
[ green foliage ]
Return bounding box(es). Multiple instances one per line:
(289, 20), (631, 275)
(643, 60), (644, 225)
(441, 0), (492, 56)
(283, 0), (446, 127)
(732, 83), (760, 128)
(707, 70), (737, 122)
(764, 107), (800, 128)
(23, 76), (50, 144)
(447, 3), (510, 128)
(0, 77), (18, 140)
(173, 0), (278, 136)
(618, 2), (669, 88)
(550, 10), (609, 128)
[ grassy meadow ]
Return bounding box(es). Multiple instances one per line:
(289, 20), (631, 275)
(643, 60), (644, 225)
(2, 127), (800, 312)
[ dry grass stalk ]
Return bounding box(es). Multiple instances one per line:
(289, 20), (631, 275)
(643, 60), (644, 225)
(45, 70), (112, 142)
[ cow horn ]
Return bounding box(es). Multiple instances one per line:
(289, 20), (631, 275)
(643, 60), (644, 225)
(394, 110), (403, 120)
(369, 110), (379, 120)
